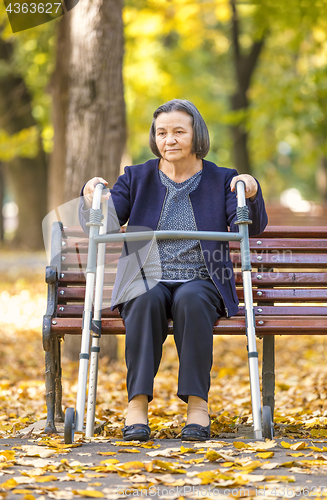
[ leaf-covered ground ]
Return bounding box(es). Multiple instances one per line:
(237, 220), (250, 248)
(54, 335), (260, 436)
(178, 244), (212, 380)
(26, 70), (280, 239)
(1, 272), (327, 498)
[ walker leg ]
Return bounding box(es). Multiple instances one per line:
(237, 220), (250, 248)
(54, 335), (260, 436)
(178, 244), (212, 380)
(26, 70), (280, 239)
(64, 183), (105, 440)
(85, 201), (108, 438)
(243, 270), (262, 440)
(236, 180), (263, 440)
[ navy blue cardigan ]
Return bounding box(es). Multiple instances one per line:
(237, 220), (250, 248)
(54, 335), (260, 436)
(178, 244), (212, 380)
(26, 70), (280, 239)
(80, 158), (268, 317)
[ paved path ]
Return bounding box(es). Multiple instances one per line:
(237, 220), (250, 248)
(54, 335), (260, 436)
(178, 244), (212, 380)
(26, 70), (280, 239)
(1, 434), (327, 499)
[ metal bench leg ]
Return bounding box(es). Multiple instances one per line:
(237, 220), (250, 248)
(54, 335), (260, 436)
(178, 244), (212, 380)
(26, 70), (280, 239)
(262, 335), (275, 419)
(54, 338), (64, 423)
(45, 344), (57, 434)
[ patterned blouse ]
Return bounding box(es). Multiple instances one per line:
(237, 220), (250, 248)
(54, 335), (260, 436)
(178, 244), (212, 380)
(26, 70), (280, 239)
(144, 169), (210, 281)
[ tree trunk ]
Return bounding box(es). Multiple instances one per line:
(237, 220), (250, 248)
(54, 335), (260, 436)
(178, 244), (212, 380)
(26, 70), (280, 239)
(65, 0), (126, 199)
(229, 0), (265, 175)
(0, 36), (47, 249)
(54, 0), (126, 360)
(47, 14), (71, 212)
(7, 152), (47, 249)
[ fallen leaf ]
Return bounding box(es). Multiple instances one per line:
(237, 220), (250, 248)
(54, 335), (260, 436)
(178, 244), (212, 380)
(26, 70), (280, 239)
(21, 446), (56, 459)
(117, 448), (140, 453)
(73, 490), (104, 498)
(255, 452), (274, 459)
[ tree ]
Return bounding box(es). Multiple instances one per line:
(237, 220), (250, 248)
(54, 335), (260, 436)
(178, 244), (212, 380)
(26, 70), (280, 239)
(49, 0), (126, 360)
(0, 5), (57, 248)
(229, 0), (265, 174)
(0, 33), (47, 249)
(64, 0), (126, 200)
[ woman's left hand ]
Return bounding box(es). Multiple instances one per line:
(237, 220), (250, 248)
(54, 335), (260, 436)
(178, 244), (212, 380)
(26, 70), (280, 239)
(230, 174), (258, 201)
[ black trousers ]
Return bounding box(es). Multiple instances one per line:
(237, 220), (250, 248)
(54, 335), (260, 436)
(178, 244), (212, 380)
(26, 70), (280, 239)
(119, 278), (224, 403)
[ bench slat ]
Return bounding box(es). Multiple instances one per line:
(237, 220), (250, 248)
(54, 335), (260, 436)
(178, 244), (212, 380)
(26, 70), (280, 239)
(256, 226), (327, 238)
(58, 287), (112, 301)
(235, 272), (327, 285)
(56, 271), (327, 287)
(57, 288), (327, 304)
(238, 288), (327, 302)
(56, 304), (327, 317)
(62, 238), (327, 253)
(60, 251), (327, 268)
(231, 253), (327, 267)
(62, 240), (123, 252)
(230, 239), (327, 251)
(59, 272), (117, 284)
(62, 225), (327, 239)
(49, 316), (327, 335)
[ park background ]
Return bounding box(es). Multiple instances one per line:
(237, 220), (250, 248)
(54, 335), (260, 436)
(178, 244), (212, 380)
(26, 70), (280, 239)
(0, 0), (327, 439)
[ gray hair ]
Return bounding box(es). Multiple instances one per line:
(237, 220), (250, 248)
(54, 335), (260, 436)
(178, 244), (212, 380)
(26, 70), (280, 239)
(149, 99), (210, 159)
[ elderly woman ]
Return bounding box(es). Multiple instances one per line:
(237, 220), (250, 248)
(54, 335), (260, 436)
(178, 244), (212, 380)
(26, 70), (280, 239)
(80, 99), (268, 442)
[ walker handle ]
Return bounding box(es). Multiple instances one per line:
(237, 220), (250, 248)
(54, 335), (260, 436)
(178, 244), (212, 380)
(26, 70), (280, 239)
(235, 180), (246, 208)
(92, 183), (108, 210)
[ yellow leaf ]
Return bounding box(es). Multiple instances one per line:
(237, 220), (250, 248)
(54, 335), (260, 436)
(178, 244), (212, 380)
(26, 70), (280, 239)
(118, 461), (145, 471)
(22, 495), (35, 500)
(221, 462), (234, 467)
(12, 491), (32, 495)
(234, 460), (262, 472)
(0, 451), (15, 461)
(233, 441), (251, 450)
(279, 461), (306, 468)
(180, 446), (195, 454)
(73, 490), (104, 498)
(0, 478), (18, 490)
(184, 458), (204, 464)
(280, 441), (291, 449)
(290, 442), (307, 450)
(255, 452), (274, 459)
(140, 441), (160, 449)
(117, 448), (140, 453)
(35, 475), (58, 483)
(308, 446), (323, 452)
(311, 429), (327, 438)
(97, 452), (116, 456)
(99, 459), (120, 465)
(205, 450), (222, 462)
(145, 460), (185, 474)
(112, 441), (140, 447)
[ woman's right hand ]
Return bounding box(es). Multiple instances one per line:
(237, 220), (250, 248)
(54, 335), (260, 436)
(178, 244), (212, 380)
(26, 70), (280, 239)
(83, 177), (110, 207)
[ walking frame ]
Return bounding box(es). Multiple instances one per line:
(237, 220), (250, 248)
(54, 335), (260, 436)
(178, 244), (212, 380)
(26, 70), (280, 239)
(64, 181), (274, 443)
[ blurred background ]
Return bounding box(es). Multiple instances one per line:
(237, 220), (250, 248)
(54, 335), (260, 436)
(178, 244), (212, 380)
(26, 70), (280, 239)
(0, 0), (327, 251)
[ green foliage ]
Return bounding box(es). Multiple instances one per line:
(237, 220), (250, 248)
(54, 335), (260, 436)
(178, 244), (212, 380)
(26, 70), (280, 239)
(0, 126), (39, 160)
(124, 0), (327, 201)
(0, 2), (57, 161)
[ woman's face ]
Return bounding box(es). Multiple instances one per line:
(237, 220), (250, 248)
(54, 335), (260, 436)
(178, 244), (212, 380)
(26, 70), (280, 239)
(155, 111), (194, 163)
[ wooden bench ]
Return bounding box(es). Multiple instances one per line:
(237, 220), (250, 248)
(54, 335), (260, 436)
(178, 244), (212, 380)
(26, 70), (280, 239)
(43, 223), (327, 434)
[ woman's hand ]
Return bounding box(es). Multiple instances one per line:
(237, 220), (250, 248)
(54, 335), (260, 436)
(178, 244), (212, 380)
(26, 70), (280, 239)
(83, 177), (110, 208)
(230, 174), (258, 201)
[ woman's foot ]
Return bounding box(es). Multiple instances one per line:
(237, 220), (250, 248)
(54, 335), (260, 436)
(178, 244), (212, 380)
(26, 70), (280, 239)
(122, 423), (151, 441)
(122, 395), (150, 441)
(181, 396), (211, 441)
(125, 394), (148, 425)
(186, 396), (210, 426)
(181, 421), (211, 441)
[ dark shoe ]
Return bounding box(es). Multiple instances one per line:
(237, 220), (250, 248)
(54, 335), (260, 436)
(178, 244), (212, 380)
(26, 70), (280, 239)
(122, 423), (151, 441)
(181, 420), (211, 442)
